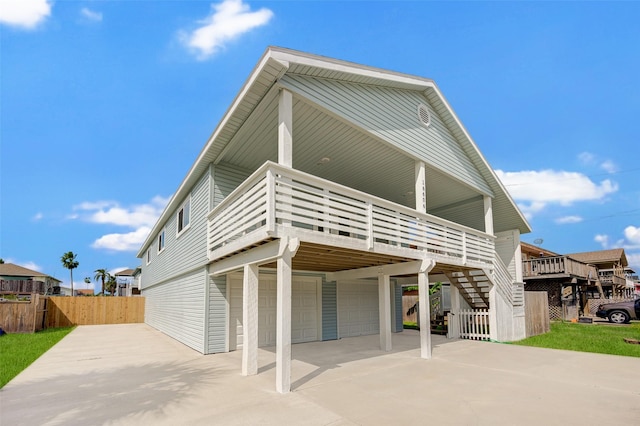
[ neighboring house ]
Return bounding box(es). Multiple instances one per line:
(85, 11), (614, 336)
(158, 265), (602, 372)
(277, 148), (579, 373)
(522, 243), (633, 319)
(0, 263), (62, 295)
(114, 268), (138, 296)
(567, 249), (633, 298)
(75, 289), (95, 296)
(137, 47), (531, 393)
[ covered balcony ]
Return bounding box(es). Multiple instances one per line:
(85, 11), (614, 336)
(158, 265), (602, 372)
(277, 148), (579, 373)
(207, 161), (495, 272)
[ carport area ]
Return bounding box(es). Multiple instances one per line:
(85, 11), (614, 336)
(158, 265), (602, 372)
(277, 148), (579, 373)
(2, 324), (639, 425)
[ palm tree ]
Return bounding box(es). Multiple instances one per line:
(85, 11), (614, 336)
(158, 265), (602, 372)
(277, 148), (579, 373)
(94, 269), (110, 295)
(61, 251), (79, 296)
(106, 275), (117, 296)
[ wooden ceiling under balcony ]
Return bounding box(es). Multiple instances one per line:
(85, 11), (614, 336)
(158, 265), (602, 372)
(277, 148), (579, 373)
(229, 241), (474, 276)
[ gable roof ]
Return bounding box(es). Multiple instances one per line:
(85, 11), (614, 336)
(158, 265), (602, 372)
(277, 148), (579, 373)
(0, 263), (62, 282)
(567, 249), (628, 267)
(137, 47), (531, 257)
(114, 268), (135, 276)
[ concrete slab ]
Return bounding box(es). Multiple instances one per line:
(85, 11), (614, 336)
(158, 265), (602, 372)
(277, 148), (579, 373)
(2, 324), (639, 425)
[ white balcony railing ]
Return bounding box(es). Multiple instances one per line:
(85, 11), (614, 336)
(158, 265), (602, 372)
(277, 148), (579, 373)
(207, 161), (495, 266)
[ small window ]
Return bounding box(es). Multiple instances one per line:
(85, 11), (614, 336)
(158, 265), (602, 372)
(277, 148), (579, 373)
(157, 229), (165, 253)
(146, 248), (151, 265)
(177, 197), (191, 236)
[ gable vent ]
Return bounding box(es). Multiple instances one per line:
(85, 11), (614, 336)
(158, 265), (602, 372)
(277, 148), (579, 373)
(417, 104), (432, 128)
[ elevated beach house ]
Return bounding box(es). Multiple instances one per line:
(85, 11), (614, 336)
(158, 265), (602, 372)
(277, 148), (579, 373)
(137, 47), (531, 393)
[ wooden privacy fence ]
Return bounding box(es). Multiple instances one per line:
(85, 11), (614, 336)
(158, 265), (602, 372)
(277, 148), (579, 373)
(524, 291), (550, 337)
(46, 297), (145, 328)
(0, 294), (48, 333)
(459, 309), (490, 341)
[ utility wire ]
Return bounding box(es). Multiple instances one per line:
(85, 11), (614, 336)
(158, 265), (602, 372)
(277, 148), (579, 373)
(503, 166), (640, 187)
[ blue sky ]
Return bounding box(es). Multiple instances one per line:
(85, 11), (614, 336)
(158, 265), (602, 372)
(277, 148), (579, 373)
(2, 0), (639, 291)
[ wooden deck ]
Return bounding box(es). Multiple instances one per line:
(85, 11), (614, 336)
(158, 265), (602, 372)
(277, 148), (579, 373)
(522, 256), (598, 281)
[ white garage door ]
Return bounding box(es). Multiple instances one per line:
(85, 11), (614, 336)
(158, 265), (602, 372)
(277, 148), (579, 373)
(229, 275), (320, 349)
(338, 280), (379, 338)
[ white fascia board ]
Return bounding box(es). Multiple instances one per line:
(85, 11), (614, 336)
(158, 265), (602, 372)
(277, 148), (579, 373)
(425, 84), (532, 234)
(268, 46), (435, 90)
(208, 238), (296, 276)
(136, 52), (289, 258)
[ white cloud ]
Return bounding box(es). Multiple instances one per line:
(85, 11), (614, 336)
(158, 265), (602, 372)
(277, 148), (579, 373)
(5, 258), (42, 272)
(0, 0), (51, 29)
(555, 215), (583, 224)
(32, 212), (44, 221)
(92, 227), (152, 252)
(624, 226), (640, 247)
(578, 152), (595, 165)
(80, 7), (102, 22)
(627, 253), (640, 272)
(181, 0), (273, 60)
(496, 169), (618, 218)
(594, 234), (610, 248)
(72, 196), (169, 252)
(74, 196), (169, 228)
(600, 160), (619, 174)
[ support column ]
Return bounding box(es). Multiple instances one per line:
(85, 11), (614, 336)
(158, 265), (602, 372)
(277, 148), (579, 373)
(448, 285), (461, 339)
(489, 285), (498, 341)
(418, 269), (432, 359)
(483, 195), (494, 236)
(415, 161), (426, 213)
(241, 263), (259, 376)
(276, 242), (292, 394)
(278, 89), (293, 168)
(378, 274), (392, 351)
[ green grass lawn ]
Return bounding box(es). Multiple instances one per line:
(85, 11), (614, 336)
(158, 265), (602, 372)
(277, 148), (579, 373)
(514, 321), (640, 357)
(0, 327), (75, 388)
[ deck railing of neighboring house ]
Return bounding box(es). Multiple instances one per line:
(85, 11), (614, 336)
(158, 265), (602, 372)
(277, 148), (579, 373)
(207, 161), (495, 266)
(0, 279), (45, 294)
(522, 256), (598, 280)
(598, 272), (627, 288)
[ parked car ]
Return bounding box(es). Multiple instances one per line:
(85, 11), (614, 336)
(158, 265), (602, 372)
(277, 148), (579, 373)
(596, 298), (640, 324)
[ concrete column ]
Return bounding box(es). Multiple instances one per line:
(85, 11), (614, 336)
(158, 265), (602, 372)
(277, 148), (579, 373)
(378, 274), (392, 351)
(276, 244), (292, 394)
(483, 195), (494, 235)
(448, 285), (461, 339)
(418, 270), (432, 359)
(415, 161), (426, 213)
(278, 89), (293, 168)
(241, 263), (259, 376)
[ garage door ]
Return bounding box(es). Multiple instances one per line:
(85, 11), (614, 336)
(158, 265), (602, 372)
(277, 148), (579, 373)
(229, 275), (320, 349)
(338, 280), (379, 338)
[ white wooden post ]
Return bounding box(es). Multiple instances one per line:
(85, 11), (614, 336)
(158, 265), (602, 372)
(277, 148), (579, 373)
(278, 89), (293, 168)
(484, 195), (494, 236)
(276, 242), (292, 394)
(367, 202), (374, 249)
(489, 284), (498, 341)
(418, 269), (432, 359)
(448, 285), (461, 339)
(378, 274), (392, 351)
(265, 169), (276, 233)
(415, 161), (426, 213)
(242, 263), (259, 376)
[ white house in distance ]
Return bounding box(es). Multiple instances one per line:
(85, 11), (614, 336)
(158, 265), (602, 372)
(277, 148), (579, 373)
(137, 47), (531, 394)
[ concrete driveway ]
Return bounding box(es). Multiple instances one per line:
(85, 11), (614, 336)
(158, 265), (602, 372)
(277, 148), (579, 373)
(2, 324), (639, 425)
